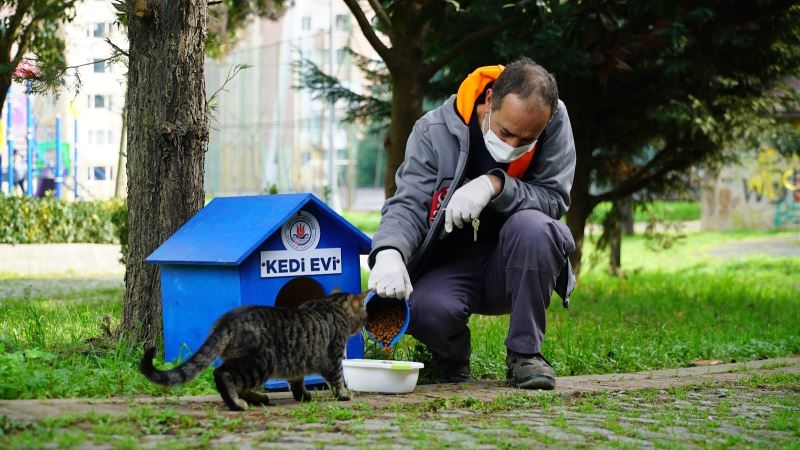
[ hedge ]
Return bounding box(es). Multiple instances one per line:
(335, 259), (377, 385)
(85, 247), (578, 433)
(0, 194), (126, 247)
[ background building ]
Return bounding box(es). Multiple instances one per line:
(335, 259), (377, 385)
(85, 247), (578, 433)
(1, 0), (126, 200)
(2, 0), (378, 209)
(204, 0), (377, 210)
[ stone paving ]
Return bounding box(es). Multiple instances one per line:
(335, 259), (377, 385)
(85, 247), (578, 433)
(1, 356), (798, 449)
(0, 275), (123, 300)
(706, 234), (800, 258)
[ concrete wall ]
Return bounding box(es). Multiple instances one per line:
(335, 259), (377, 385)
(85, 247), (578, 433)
(702, 147), (800, 231)
(0, 244), (124, 276)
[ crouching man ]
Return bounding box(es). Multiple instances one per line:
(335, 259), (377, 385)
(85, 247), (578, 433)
(368, 57), (577, 389)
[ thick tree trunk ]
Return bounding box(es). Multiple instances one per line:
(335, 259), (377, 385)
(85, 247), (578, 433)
(119, 0), (209, 345)
(384, 70), (424, 198)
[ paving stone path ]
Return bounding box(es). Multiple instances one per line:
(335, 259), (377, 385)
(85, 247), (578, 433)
(1, 356), (797, 449)
(705, 234), (800, 258)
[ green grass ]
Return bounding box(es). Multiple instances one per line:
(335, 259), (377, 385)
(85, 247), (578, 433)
(587, 200), (701, 224)
(341, 210), (382, 234)
(0, 230), (798, 399)
(379, 230), (800, 381)
(0, 287), (217, 399)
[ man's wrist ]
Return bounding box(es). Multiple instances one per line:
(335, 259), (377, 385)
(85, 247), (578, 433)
(486, 174), (503, 197)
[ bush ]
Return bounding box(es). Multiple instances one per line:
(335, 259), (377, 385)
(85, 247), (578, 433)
(0, 194), (126, 245)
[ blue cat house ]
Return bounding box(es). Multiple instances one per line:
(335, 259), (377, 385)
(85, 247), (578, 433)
(146, 193), (371, 389)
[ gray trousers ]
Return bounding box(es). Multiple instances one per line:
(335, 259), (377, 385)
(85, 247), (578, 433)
(406, 209), (575, 363)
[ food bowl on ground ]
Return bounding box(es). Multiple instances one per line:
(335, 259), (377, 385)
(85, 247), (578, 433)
(342, 359), (424, 394)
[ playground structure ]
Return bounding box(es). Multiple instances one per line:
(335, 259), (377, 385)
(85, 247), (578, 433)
(1, 83), (81, 200)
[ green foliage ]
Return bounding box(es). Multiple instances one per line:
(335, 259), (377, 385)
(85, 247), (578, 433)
(294, 50), (391, 125)
(0, 194), (125, 245)
(2, 1), (79, 100)
(357, 129), (386, 187)
(485, 1), (800, 197)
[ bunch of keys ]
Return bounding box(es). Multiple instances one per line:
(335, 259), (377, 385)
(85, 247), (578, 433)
(471, 218), (480, 242)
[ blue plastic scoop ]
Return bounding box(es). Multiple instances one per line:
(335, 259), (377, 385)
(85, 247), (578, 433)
(364, 291), (410, 348)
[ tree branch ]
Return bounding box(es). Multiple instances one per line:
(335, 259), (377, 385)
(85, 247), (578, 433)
(2, 1), (35, 60)
(592, 146), (709, 203)
(342, 0), (392, 64)
(365, 0), (392, 31)
(10, 18), (37, 69)
(424, 12), (526, 78)
(105, 38), (129, 58)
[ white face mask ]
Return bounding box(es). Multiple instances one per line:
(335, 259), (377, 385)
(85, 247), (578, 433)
(482, 108), (536, 163)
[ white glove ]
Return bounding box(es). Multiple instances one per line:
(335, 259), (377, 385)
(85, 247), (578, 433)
(368, 249), (413, 300)
(444, 175), (495, 233)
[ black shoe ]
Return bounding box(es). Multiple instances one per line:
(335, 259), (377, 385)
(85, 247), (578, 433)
(432, 352), (471, 383)
(506, 351), (556, 390)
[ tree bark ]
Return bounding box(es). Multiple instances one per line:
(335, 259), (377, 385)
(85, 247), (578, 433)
(119, 0), (209, 345)
(384, 70), (424, 197)
(609, 199), (623, 276)
(619, 196), (634, 235)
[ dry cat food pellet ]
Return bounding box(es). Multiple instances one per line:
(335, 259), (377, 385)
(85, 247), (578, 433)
(366, 300), (406, 352)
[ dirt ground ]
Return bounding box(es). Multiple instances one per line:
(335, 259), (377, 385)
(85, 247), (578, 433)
(1, 356), (798, 449)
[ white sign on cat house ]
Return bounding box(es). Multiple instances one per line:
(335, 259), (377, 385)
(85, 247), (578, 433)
(260, 210), (343, 277)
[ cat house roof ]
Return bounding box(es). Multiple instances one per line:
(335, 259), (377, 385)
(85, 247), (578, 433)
(146, 193), (372, 266)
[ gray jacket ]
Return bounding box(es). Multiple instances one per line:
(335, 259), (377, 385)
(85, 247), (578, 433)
(369, 95), (577, 305)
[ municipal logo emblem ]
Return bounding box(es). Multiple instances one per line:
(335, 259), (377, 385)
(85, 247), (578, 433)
(281, 210), (320, 251)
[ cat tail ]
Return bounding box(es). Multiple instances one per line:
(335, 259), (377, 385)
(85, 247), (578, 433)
(140, 328), (230, 386)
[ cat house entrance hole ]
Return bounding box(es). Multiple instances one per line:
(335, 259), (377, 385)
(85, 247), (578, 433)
(275, 277), (325, 309)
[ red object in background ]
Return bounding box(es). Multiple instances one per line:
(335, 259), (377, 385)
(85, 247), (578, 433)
(12, 59), (39, 78)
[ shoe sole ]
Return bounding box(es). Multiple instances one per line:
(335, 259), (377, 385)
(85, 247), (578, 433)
(514, 375), (556, 390)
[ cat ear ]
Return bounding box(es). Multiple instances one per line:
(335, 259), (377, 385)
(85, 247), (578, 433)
(331, 287), (342, 294)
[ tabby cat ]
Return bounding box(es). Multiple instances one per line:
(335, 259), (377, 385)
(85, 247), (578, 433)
(140, 291), (369, 411)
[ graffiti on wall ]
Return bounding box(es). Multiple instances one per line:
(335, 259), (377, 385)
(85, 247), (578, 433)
(741, 148), (800, 226)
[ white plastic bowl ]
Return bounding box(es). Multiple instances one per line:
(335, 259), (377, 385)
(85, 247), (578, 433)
(342, 359), (425, 394)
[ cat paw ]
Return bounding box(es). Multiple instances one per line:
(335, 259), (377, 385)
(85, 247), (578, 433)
(226, 399), (249, 411)
(336, 394), (351, 402)
(292, 391), (313, 402)
(241, 392), (271, 406)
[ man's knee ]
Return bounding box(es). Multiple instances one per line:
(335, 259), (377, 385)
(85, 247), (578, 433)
(499, 209), (575, 263)
(407, 290), (470, 337)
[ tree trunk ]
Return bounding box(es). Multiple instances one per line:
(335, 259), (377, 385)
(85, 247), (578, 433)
(619, 196), (634, 235)
(119, 0), (209, 346)
(609, 199), (623, 276)
(384, 71), (424, 198)
(566, 146), (594, 276)
(0, 75), (10, 118)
